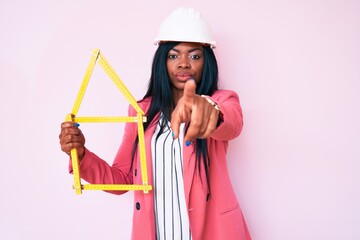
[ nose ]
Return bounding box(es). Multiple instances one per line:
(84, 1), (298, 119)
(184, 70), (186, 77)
(178, 58), (190, 69)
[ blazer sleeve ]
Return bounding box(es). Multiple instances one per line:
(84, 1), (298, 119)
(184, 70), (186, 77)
(208, 90), (243, 141)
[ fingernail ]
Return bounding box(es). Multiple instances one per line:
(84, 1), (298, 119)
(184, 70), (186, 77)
(74, 123), (80, 127)
(172, 131), (175, 139)
(185, 141), (191, 147)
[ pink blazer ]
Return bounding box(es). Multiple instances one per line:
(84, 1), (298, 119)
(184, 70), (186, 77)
(72, 90), (251, 240)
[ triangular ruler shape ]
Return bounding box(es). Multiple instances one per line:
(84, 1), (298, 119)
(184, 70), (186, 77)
(65, 49), (151, 194)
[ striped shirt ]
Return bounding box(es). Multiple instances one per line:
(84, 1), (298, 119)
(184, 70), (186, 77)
(151, 118), (192, 240)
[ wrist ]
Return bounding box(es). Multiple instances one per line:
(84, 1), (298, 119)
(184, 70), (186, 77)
(201, 95), (224, 127)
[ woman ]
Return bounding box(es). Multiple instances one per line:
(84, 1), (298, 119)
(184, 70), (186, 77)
(59, 7), (251, 240)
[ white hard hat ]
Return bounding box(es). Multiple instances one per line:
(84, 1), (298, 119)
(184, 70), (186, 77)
(154, 7), (216, 48)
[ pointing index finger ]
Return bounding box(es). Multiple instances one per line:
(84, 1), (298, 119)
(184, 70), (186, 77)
(170, 79), (197, 139)
(183, 79), (196, 103)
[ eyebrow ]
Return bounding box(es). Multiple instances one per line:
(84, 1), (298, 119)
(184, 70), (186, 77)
(170, 47), (203, 53)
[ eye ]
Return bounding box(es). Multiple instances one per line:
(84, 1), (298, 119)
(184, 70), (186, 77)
(168, 54), (178, 59)
(189, 54), (201, 60)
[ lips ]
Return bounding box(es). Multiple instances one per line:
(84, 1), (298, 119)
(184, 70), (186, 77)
(175, 71), (193, 82)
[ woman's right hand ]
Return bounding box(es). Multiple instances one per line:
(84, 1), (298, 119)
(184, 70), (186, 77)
(59, 121), (86, 160)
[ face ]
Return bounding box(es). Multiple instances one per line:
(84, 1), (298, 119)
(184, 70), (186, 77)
(166, 42), (204, 97)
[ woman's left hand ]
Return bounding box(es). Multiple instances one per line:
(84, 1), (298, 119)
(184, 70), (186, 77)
(171, 80), (220, 143)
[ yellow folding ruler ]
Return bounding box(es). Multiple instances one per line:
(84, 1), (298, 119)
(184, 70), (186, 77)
(65, 49), (152, 194)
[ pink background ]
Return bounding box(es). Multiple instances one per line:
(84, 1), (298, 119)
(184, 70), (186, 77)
(1, 0), (359, 239)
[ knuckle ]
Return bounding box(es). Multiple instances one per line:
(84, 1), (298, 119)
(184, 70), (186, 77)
(208, 124), (215, 132)
(190, 119), (201, 128)
(66, 134), (73, 141)
(62, 127), (70, 135)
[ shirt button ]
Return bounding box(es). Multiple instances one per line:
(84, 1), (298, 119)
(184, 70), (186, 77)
(136, 202), (141, 210)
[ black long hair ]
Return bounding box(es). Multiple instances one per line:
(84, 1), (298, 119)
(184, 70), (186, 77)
(131, 42), (219, 193)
